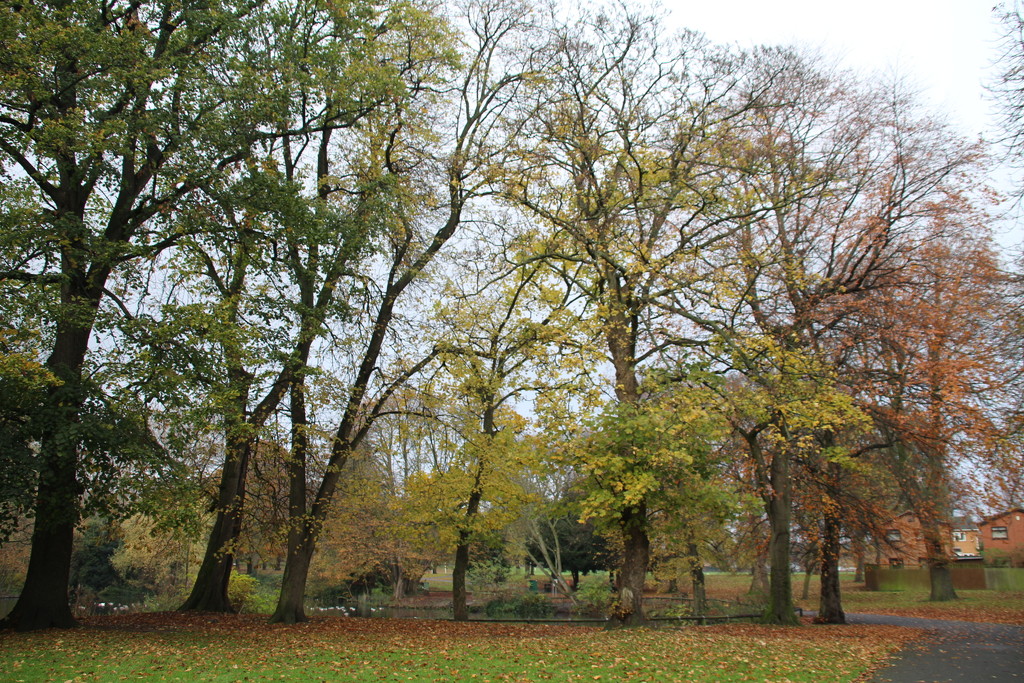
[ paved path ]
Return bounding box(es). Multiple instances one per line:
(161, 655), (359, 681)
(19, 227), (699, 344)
(846, 613), (1024, 682)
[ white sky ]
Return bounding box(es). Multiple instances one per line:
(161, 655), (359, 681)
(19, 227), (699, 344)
(665, 0), (1003, 141)
(663, 0), (1021, 250)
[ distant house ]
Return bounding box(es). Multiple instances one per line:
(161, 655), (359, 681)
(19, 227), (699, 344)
(979, 508), (1024, 567)
(878, 511), (953, 568)
(950, 516), (982, 560)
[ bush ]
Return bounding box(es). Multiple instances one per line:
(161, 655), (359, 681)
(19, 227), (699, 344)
(984, 548), (1011, 568)
(468, 560), (512, 597)
(573, 574), (613, 616)
(484, 593), (554, 618)
(143, 590), (188, 612)
(228, 573), (278, 614)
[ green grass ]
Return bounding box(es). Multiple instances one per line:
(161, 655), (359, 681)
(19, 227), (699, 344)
(421, 569), (1024, 622)
(0, 615), (904, 682)
(700, 571), (1024, 623)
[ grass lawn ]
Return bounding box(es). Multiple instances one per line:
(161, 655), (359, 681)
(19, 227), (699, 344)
(700, 572), (1024, 625)
(0, 612), (919, 682)
(5, 571), (1019, 681)
(422, 568), (1024, 624)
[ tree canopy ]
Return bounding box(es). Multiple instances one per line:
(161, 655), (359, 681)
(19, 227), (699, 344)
(0, 0), (1017, 632)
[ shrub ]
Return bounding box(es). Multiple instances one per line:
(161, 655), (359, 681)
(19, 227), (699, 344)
(983, 548), (1011, 568)
(468, 560), (512, 597)
(228, 573), (277, 614)
(143, 590), (188, 612)
(573, 574), (613, 616)
(484, 593), (554, 618)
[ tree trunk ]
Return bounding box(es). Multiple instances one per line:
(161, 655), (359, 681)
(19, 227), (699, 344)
(0, 466), (77, 631)
(765, 447), (798, 625)
(852, 535), (865, 584)
(2, 302), (98, 631)
(270, 376), (314, 624)
(180, 427), (251, 613)
(612, 505), (649, 626)
(749, 549), (769, 598)
(801, 565), (813, 601)
(272, 533), (315, 624)
(816, 479), (845, 624)
(392, 562), (407, 601)
(688, 542), (706, 617)
(928, 563), (957, 601)
(923, 522), (958, 601)
(452, 533), (472, 622)
(452, 422), (488, 622)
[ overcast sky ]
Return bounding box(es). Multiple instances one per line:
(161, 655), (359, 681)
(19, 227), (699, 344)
(666, 0), (1004, 140)
(664, 0), (1020, 249)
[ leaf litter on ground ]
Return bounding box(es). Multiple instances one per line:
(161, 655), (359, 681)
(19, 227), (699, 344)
(0, 612), (924, 682)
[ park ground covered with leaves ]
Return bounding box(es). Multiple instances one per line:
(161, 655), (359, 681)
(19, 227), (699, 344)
(716, 572), (1024, 626)
(822, 586), (1024, 625)
(1, 613), (920, 682)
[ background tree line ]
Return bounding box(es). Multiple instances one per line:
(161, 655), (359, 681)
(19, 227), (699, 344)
(2, 0), (1022, 632)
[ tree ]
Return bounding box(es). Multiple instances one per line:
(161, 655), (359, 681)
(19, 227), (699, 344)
(558, 382), (726, 623)
(360, 393), (461, 600)
(109, 514), (206, 607)
(859, 231), (1005, 601)
(696, 53), (884, 624)
(693, 54), (992, 621)
(992, 2), (1024, 201)
(269, 0), (536, 624)
(158, 0), (444, 613)
(0, 0), (312, 630)
(503, 5), (777, 625)
(513, 472), (612, 598)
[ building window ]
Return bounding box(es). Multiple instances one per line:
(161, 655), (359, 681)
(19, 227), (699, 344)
(953, 531), (967, 542)
(886, 529), (901, 542)
(889, 558), (903, 568)
(992, 526), (1009, 540)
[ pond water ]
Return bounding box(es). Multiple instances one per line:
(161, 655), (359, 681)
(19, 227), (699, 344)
(313, 604), (455, 620)
(311, 602), (609, 622)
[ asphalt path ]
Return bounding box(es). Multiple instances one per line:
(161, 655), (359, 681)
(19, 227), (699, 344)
(846, 613), (1024, 682)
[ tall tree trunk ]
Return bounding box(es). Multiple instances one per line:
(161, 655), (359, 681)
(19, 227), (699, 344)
(766, 446), (798, 625)
(2, 295), (98, 630)
(923, 522), (958, 601)
(688, 541), (706, 617)
(604, 299), (650, 627)
(180, 419), (251, 613)
(1, 446), (78, 631)
(272, 533), (315, 624)
(612, 504), (649, 626)
(817, 467), (845, 624)
(452, 531), (473, 622)
(271, 376), (313, 624)
(452, 485), (483, 622)
(452, 407), (494, 622)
